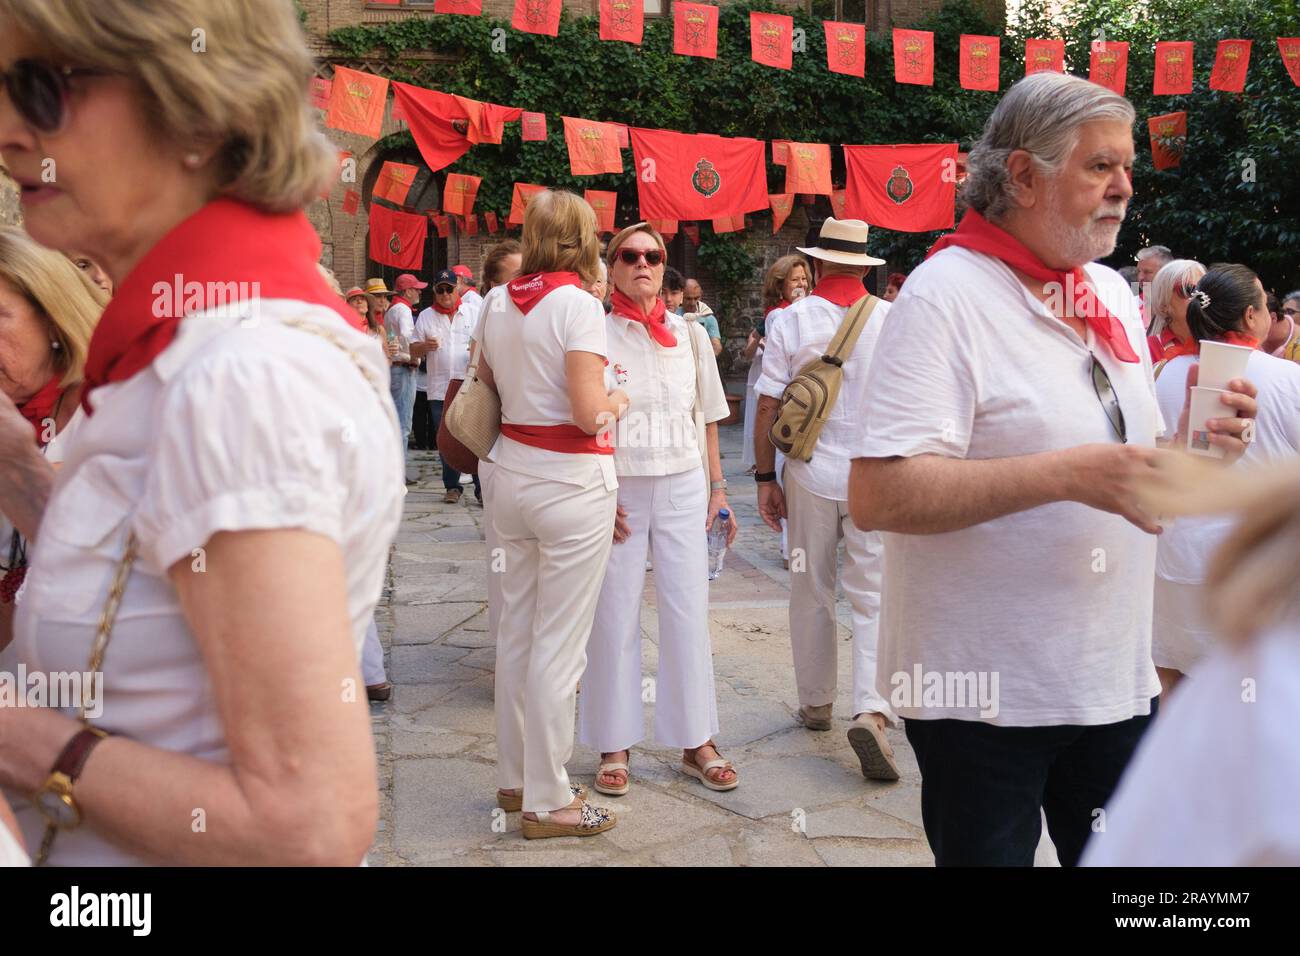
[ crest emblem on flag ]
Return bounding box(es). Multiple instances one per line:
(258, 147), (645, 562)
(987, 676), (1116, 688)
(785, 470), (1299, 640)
(685, 12), (708, 48)
(389, 232), (403, 255)
(968, 40), (992, 81)
(692, 158), (721, 197)
(1030, 50), (1054, 73)
(525, 0), (550, 25)
(1094, 50), (1119, 84)
(610, 0), (632, 32)
(836, 30), (858, 67)
(451, 119), (469, 135)
(1164, 48), (1187, 85)
(903, 37), (927, 76)
(885, 166), (914, 204)
(759, 22), (784, 59)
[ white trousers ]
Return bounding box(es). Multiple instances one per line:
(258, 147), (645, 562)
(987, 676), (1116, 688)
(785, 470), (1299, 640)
(485, 464), (616, 812)
(783, 469), (893, 722)
(480, 461), (501, 643)
(577, 473), (720, 753)
(362, 617), (387, 686)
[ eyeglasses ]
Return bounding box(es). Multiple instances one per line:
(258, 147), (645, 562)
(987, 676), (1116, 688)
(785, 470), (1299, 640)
(615, 248), (664, 267)
(1090, 354), (1127, 444)
(434, 285), (455, 294)
(0, 59), (109, 134)
(1284, 307), (1300, 317)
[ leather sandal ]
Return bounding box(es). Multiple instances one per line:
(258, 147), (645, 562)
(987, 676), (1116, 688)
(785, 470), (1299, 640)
(496, 783), (587, 813)
(680, 740), (739, 792)
(520, 797), (616, 839)
(593, 755), (630, 796)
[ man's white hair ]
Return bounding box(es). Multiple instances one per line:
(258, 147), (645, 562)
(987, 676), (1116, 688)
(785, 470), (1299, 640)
(963, 72), (1136, 222)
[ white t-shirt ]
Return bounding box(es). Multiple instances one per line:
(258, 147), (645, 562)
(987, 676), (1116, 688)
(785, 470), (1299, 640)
(754, 289), (891, 501)
(474, 282), (617, 491)
(1154, 350), (1300, 585)
(605, 311), (729, 477)
(448, 305), (476, 382)
(1083, 625), (1300, 866)
(413, 307), (452, 397)
(383, 299), (415, 354)
(3, 301), (403, 865)
(851, 246), (1163, 726)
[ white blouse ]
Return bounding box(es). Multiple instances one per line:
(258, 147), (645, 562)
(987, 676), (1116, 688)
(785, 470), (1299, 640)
(3, 301), (403, 865)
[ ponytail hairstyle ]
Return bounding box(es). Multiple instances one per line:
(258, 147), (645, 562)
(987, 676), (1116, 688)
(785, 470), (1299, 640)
(1184, 263), (1265, 343)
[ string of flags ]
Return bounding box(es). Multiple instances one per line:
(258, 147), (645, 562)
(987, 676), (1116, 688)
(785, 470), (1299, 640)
(319, 24), (1299, 271)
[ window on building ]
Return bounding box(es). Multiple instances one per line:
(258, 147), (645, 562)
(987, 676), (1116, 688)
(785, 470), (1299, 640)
(645, 0), (664, 16)
(807, 0), (869, 21)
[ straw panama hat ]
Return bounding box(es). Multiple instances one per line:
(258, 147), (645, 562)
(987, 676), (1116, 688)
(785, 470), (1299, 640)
(798, 218), (886, 267)
(364, 277), (393, 295)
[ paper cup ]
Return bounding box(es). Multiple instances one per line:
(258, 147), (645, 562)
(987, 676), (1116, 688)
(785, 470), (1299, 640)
(1197, 340), (1253, 390)
(1186, 386), (1230, 459)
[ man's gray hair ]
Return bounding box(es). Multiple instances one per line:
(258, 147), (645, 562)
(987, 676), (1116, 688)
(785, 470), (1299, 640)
(1137, 244), (1173, 263)
(963, 72), (1135, 221)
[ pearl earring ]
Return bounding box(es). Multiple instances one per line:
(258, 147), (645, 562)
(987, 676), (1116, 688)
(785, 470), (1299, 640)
(184, 152), (202, 169)
(51, 340), (61, 350)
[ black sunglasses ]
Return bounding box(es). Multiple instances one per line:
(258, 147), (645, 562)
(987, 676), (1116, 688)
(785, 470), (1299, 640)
(0, 59), (109, 134)
(434, 284), (456, 294)
(616, 248), (664, 267)
(1090, 354), (1127, 444)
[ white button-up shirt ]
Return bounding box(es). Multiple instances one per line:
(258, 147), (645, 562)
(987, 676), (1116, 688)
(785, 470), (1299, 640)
(605, 310), (729, 477)
(754, 285), (891, 501)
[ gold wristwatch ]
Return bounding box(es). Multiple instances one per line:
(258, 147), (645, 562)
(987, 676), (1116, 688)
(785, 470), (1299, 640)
(35, 726), (108, 830)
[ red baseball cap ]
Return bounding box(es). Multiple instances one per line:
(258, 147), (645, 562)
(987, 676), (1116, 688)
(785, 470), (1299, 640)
(452, 264), (473, 280)
(394, 274), (428, 291)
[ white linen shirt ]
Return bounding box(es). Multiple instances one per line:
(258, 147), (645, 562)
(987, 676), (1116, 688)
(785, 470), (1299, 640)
(413, 307), (452, 397)
(753, 289), (891, 501)
(474, 283), (617, 492)
(605, 311), (729, 476)
(3, 301), (403, 865)
(850, 246), (1163, 727)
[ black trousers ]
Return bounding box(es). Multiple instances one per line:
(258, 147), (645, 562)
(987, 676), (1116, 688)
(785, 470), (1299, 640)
(903, 698), (1158, 867)
(412, 390), (433, 450)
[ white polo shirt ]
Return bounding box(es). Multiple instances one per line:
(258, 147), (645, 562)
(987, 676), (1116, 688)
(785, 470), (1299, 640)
(605, 311), (729, 476)
(474, 283), (617, 491)
(753, 283), (891, 501)
(851, 245), (1164, 727)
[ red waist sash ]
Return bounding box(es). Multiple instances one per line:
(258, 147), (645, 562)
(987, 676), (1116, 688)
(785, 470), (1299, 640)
(500, 422), (612, 455)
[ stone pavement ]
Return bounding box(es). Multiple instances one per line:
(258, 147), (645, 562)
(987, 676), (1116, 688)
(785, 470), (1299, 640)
(366, 421), (1058, 866)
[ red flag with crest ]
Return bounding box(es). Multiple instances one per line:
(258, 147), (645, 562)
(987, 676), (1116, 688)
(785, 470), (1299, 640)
(750, 13), (793, 70)
(443, 173), (481, 217)
(1209, 40), (1251, 93)
(325, 68), (388, 138)
(562, 117), (624, 175)
(509, 183), (547, 227)
(674, 3), (719, 60)
(1280, 38), (1300, 86)
(584, 189), (618, 233)
(769, 193), (794, 233)
(600, 0), (643, 44)
(1089, 41), (1129, 94)
(893, 30), (934, 86)
(512, 0), (561, 36)
(435, 0), (482, 12)
(629, 128), (768, 221)
(783, 143), (832, 196)
(824, 22), (865, 77)
(374, 162), (419, 205)
(1154, 42), (1194, 94)
(393, 82), (522, 172)
(844, 143), (958, 233)
(369, 204), (426, 270)
(521, 112), (547, 142)
(1025, 38), (1064, 75)
(959, 35), (999, 91)
(1149, 112), (1187, 169)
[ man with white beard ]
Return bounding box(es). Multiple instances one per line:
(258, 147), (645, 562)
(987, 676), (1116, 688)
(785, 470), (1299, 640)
(847, 73), (1258, 866)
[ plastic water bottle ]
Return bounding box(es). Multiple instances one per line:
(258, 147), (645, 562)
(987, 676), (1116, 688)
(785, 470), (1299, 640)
(707, 509), (730, 581)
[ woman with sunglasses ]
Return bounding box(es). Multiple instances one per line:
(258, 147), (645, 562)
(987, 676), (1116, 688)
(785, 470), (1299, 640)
(577, 223), (740, 798)
(1146, 259), (1206, 365)
(1151, 264), (1300, 697)
(0, 0), (402, 865)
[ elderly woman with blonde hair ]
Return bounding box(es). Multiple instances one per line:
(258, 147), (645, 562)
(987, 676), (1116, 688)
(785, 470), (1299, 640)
(0, 0), (402, 865)
(1145, 258), (1206, 363)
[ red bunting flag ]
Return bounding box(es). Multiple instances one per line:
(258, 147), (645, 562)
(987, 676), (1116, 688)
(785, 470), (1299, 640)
(1025, 38), (1064, 75)
(600, 0), (644, 45)
(374, 161), (419, 205)
(369, 204), (427, 270)
(712, 215), (744, 234)
(485, 211), (500, 234)
(443, 173), (481, 217)
(683, 224), (701, 247)
(1149, 111), (1187, 170)
(831, 189), (848, 220)
(521, 112), (548, 141)
(1089, 40), (1129, 94)
(769, 193), (794, 233)
(771, 141), (790, 165)
(674, 3), (718, 60)
(342, 189), (360, 216)
(750, 12), (793, 70)
(613, 123), (630, 149)
(562, 116), (624, 176)
(389, 96), (407, 124)
(1209, 39), (1252, 93)
(310, 77), (332, 110)
(648, 218), (678, 240)
(783, 142), (832, 196)
(584, 189), (618, 233)
(1154, 41), (1194, 95)
(508, 183), (547, 227)
(393, 82), (522, 172)
(462, 214), (479, 236)
(629, 128), (768, 221)
(434, 0), (482, 13)
(512, 0), (561, 37)
(325, 67), (388, 139)
(1280, 38), (1300, 86)
(959, 35), (1000, 91)
(843, 143), (958, 233)
(893, 29), (934, 86)
(824, 22), (866, 78)
(430, 213), (451, 239)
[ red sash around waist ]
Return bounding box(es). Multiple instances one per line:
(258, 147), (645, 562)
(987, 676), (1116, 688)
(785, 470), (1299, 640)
(500, 422), (612, 455)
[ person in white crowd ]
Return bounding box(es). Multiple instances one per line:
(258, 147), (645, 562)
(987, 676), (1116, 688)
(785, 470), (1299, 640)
(1135, 244), (1173, 328)
(752, 218), (900, 781)
(578, 222), (739, 798)
(414, 268), (478, 504)
(452, 264), (481, 322)
(1263, 288), (1300, 360)
(1146, 258), (1205, 363)
(385, 272), (427, 484)
(743, 255), (808, 475)
(1084, 457), (1300, 865)
(1150, 263), (1298, 697)
(473, 189), (628, 839)
(848, 72), (1256, 866)
(683, 278), (723, 358)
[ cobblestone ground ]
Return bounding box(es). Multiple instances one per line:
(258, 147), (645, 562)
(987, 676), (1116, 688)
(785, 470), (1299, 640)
(366, 421), (1059, 866)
